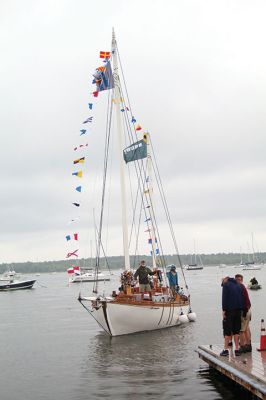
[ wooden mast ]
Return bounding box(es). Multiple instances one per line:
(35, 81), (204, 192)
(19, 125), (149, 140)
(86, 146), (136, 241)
(111, 29), (130, 270)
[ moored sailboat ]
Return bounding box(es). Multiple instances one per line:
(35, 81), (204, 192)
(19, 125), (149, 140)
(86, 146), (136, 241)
(77, 30), (196, 336)
(242, 234), (263, 270)
(184, 240), (204, 270)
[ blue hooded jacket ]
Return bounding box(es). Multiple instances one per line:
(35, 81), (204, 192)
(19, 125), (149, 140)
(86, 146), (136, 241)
(167, 271), (178, 287)
(222, 277), (244, 311)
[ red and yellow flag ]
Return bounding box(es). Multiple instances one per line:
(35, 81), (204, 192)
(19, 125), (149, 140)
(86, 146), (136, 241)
(100, 51), (111, 59)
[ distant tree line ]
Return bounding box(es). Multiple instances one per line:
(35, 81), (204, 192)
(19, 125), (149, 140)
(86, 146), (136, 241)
(1, 252), (266, 274)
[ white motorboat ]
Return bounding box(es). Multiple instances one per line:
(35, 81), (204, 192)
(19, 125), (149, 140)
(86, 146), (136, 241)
(70, 269), (110, 283)
(0, 270), (19, 281)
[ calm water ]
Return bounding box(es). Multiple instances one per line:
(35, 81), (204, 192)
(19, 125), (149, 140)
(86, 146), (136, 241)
(1, 266), (265, 400)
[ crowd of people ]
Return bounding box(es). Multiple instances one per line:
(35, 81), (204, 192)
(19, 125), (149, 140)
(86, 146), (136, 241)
(118, 260), (181, 300)
(220, 274), (252, 356)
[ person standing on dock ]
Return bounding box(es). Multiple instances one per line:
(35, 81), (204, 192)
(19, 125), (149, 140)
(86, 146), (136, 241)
(220, 276), (244, 357)
(235, 274), (252, 353)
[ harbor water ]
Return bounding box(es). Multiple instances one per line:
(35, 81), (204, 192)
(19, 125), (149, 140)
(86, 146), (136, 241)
(1, 266), (265, 400)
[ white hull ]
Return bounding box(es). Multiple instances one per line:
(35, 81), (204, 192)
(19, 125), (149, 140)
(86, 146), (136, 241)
(80, 298), (190, 336)
(242, 263), (262, 271)
(70, 272), (111, 283)
(71, 276), (110, 283)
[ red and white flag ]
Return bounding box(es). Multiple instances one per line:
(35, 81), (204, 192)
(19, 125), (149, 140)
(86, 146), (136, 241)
(73, 266), (80, 275)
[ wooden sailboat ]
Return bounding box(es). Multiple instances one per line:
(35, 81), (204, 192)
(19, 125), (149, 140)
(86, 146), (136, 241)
(78, 30), (196, 336)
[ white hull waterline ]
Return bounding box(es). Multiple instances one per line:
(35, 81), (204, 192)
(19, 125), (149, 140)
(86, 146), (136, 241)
(79, 296), (192, 336)
(0, 279), (36, 291)
(185, 265), (203, 271)
(70, 272), (110, 283)
(242, 264), (262, 271)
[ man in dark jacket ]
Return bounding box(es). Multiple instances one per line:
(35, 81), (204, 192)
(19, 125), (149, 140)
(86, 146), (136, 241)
(134, 260), (157, 293)
(220, 277), (244, 357)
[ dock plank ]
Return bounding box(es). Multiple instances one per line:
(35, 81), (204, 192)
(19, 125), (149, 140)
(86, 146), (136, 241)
(198, 343), (266, 400)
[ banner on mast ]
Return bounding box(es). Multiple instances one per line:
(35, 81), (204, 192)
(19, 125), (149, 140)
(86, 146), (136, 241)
(92, 61), (114, 93)
(123, 139), (147, 164)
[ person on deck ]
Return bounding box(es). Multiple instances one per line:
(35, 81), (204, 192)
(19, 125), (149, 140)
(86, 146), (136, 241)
(167, 265), (179, 299)
(134, 260), (157, 293)
(220, 276), (244, 357)
(235, 274), (252, 352)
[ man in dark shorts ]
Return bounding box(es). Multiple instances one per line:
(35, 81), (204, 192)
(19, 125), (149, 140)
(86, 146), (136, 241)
(220, 276), (244, 357)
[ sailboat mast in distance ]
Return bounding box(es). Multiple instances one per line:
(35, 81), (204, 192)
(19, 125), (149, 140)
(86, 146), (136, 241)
(111, 29), (130, 270)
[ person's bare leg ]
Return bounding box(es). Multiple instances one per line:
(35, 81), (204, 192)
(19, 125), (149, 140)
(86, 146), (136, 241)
(240, 331), (246, 346)
(233, 334), (239, 350)
(246, 326), (251, 344)
(224, 335), (230, 349)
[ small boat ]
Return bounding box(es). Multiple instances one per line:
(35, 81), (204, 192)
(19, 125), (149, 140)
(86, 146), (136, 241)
(242, 262), (261, 271)
(0, 278), (36, 291)
(247, 283), (262, 290)
(242, 234), (264, 270)
(70, 268), (111, 283)
(185, 264), (203, 270)
(219, 264), (226, 269)
(0, 270), (18, 281)
(185, 240), (204, 270)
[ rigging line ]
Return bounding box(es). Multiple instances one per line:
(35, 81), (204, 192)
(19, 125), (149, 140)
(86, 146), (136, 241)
(95, 222), (112, 274)
(149, 142), (189, 293)
(117, 87), (168, 274)
(119, 69), (175, 282)
(151, 153), (187, 287)
(78, 298), (111, 336)
(93, 209), (99, 293)
(117, 46), (169, 278)
(128, 154), (147, 249)
(95, 93), (113, 266)
(150, 154), (182, 271)
(94, 93), (113, 292)
(142, 158), (168, 284)
(130, 157), (158, 271)
(104, 116), (115, 270)
(132, 172), (147, 271)
(124, 130), (165, 274)
(116, 86), (153, 258)
(127, 157), (138, 248)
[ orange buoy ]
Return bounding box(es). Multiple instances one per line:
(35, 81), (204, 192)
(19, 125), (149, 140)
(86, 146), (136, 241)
(257, 319), (266, 351)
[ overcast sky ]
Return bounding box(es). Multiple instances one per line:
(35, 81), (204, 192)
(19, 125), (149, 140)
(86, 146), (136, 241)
(1, 0), (266, 263)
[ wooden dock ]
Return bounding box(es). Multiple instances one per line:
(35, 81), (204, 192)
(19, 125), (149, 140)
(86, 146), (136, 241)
(198, 344), (266, 399)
